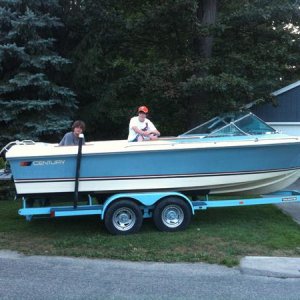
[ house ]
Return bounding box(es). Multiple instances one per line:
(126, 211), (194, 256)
(251, 81), (300, 135)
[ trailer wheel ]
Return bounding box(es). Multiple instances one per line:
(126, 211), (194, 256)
(153, 197), (192, 232)
(104, 200), (143, 235)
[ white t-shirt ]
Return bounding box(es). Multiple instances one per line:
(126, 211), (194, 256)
(128, 116), (157, 141)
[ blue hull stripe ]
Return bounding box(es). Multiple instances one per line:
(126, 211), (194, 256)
(14, 166), (300, 184)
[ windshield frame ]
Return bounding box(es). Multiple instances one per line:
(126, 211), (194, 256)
(179, 112), (277, 138)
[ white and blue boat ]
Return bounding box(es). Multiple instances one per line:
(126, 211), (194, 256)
(4, 112), (300, 197)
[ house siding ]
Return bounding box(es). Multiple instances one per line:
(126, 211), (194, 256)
(251, 85), (300, 122)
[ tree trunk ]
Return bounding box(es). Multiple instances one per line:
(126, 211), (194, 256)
(197, 0), (217, 58)
(188, 0), (217, 127)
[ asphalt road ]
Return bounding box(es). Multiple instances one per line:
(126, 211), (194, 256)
(0, 251), (300, 300)
(276, 179), (300, 224)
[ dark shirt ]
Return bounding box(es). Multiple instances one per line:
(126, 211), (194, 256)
(59, 132), (85, 146)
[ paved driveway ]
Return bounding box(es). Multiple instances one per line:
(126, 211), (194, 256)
(276, 179), (300, 224)
(1, 251), (300, 300)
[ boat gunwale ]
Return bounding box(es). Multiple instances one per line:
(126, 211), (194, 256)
(6, 136), (300, 160)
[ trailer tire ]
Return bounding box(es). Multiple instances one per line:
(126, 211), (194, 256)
(153, 197), (192, 232)
(104, 200), (143, 235)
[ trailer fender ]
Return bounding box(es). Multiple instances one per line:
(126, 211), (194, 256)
(101, 192), (194, 220)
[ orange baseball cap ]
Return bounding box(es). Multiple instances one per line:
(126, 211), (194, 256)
(138, 106), (149, 113)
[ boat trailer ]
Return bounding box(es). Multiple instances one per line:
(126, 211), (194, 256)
(18, 190), (300, 235)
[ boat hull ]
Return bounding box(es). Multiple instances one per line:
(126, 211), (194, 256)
(12, 168), (300, 196)
(6, 137), (300, 196)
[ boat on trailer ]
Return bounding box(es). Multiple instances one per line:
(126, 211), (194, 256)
(3, 112), (300, 198)
(3, 112), (300, 234)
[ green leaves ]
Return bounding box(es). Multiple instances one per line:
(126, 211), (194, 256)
(62, 0), (300, 138)
(1, 0), (300, 142)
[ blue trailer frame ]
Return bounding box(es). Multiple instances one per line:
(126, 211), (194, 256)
(18, 190), (300, 235)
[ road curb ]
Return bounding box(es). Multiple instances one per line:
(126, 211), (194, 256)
(240, 256), (300, 278)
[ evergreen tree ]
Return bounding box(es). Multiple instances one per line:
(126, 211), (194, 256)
(0, 0), (77, 144)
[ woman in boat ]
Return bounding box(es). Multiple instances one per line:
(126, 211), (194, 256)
(128, 106), (160, 142)
(59, 120), (86, 146)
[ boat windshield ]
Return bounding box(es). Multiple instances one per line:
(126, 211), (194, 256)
(180, 112), (277, 137)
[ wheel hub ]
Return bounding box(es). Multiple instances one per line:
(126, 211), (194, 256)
(112, 208), (136, 231)
(162, 205), (184, 228)
(166, 210), (177, 221)
(119, 213), (130, 224)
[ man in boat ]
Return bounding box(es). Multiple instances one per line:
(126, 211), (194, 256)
(128, 106), (160, 142)
(59, 120), (86, 146)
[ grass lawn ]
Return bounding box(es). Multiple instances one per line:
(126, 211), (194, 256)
(0, 199), (300, 267)
(0, 200), (300, 266)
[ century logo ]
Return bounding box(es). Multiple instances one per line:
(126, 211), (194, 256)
(32, 160), (65, 166)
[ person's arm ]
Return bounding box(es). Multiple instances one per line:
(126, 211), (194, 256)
(59, 134), (67, 146)
(150, 128), (160, 136)
(147, 120), (160, 136)
(132, 126), (149, 136)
